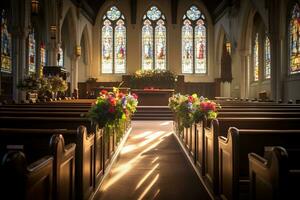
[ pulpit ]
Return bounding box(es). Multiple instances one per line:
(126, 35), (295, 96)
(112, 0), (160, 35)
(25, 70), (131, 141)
(131, 89), (174, 106)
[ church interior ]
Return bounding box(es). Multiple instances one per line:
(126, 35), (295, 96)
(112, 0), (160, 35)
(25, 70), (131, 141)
(1, 0), (300, 200)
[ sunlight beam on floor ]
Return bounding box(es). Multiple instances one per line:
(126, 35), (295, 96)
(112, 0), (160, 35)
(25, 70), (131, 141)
(135, 163), (159, 190)
(137, 174), (160, 200)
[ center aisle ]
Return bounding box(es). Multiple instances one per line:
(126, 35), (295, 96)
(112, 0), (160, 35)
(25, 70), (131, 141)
(94, 121), (211, 200)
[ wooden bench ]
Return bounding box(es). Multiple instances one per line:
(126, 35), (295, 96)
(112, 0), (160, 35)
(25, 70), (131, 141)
(0, 122), (95, 200)
(0, 111), (87, 118)
(218, 128), (300, 200)
(202, 117), (300, 194)
(0, 133), (76, 200)
(218, 112), (300, 118)
(249, 146), (300, 200)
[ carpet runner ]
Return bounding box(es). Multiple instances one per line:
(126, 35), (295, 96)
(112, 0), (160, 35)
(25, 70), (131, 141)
(94, 121), (211, 200)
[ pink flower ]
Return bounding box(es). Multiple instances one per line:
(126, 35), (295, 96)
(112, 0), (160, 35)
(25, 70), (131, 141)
(132, 93), (138, 99)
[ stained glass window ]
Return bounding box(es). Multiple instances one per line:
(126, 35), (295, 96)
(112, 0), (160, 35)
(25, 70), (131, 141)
(264, 36), (271, 79)
(142, 6), (166, 70)
(101, 6), (126, 74)
(182, 20), (193, 73)
(253, 33), (259, 81)
(182, 6), (207, 74)
(1, 9), (12, 73)
(28, 29), (36, 74)
(57, 47), (63, 67)
(40, 43), (46, 67)
(289, 3), (300, 74)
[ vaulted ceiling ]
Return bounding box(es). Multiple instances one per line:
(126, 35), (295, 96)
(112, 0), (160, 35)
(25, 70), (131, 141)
(74, 0), (238, 24)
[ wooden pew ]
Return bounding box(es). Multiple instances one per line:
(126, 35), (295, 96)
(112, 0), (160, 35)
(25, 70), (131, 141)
(202, 117), (300, 194)
(0, 111), (87, 118)
(218, 112), (300, 118)
(0, 151), (53, 200)
(0, 123), (95, 200)
(0, 107), (89, 112)
(218, 128), (300, 200)
(249, 146), (300, 200)
(0, 133), (76, 200)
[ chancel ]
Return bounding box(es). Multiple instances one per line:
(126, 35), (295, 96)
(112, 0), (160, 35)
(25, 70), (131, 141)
(1, 0), (300, 200)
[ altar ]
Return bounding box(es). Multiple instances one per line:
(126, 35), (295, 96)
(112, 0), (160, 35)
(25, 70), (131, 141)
(131, 89), (174, 106)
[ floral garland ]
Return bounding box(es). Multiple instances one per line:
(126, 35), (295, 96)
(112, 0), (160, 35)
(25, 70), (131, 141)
(88, 87), (138, 129)
(169, 93), (220, 130)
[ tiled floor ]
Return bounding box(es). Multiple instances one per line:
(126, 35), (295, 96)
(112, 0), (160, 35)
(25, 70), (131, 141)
(94, 121), (210, 200)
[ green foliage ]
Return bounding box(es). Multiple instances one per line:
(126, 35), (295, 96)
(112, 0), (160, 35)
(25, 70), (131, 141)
(129, 69), (176, 89)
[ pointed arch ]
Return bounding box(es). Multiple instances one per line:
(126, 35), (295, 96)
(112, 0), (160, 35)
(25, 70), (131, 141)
(100, 6), (126, 74)
(181, 5), (207, 74)
(141, 5), (167, 70)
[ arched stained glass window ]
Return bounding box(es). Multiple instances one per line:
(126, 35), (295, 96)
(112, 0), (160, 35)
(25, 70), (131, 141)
(182, 6), (207, 74)
(1, 9), (12, 73)
(28, 29), (36, 74)
(253, 33), (259, 81)
(264, 36), (271, 79)
(289, 3), (300, 74)
(101, 6), (126, 74)
(142, 6), (166, 70)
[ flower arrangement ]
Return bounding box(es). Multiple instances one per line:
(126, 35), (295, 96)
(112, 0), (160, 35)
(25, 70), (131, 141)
(129, 69), (176, 89)
(88, 87), (138, 129)
(47, 75), (68, 93)
(17, 75), (41, 92)
(169, 93), (220, 130)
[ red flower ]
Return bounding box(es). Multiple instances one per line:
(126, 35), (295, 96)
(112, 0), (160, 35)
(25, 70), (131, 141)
(108, 107), (115, 113)
(101, 89), (108, 95)
(188, 96), (194, 103)
(118, 92), (124, 98)
(200, 101), (216, 112)
(109, 97), (116, 106)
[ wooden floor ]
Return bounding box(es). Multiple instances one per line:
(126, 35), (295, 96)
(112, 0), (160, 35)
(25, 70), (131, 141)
(94, 121), (211, 200)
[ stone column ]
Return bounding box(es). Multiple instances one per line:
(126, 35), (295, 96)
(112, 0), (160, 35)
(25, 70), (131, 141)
(12, 30), (27, 102)
(70, 46), (80, 96)
(239, 50), (250, 99)
(268, 0), (282, 102)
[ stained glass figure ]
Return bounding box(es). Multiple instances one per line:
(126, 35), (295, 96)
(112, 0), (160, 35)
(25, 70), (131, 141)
(182, 6), (207, 74)
(101, 6), (126, 74)
(264, 36), (271, 79)
(253, 33), (259, 81)
(142, 20), (153, 70)
(115, 20), (126, 73)
(182, 19), (193, 73)
(142, 6), (166, 70)
(195, 19), (206, 73)
(28, 29), (36, 74)
(289, 3), (300, 74)
(102, 20), (113, 73)
(155, 19), (166, 69)
(57, 47), (63, 67)
(40, 43), (46, 67)
(1, 9), (12, 73)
